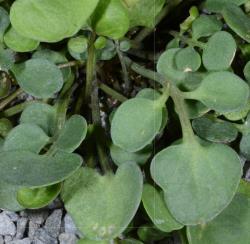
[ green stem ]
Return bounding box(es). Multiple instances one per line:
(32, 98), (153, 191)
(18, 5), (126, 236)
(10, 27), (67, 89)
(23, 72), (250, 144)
(124, 57), (165, 85)
(170, 84), (196, 143)
(115, 40), (130, 93)
(1, 101), (35, 117)
(170, 31), (206, 49)
(0, 88), (23, 111)
(134, 0), (183, 43)
(99, 83), (127, 102)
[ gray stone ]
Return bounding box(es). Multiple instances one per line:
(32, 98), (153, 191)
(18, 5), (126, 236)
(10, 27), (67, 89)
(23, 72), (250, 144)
(59, 233), (77, 244)
(63, 214), (77, 234)
(9, 238), (31, 244)
(16, 218), (28, 239)
(4, 235), (14, 242)
(44, 209), (62, 238)
(28, 221), (39, 239)
(0, 213), (16, 236)
(4, 211), (19, 222)
(33, 228), (57, 244)
(27, 210), (49, 225)
(0, 236), (3, 244)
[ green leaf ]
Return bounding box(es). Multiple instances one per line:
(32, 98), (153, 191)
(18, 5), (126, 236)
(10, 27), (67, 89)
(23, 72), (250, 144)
(33, 49), (71, 83)
(0, 150), (82, 187)
(10, 0), (99, 42)
(12, 58), (64, 98)
(0, 182), (23, 211)
(62, 163), (143, 240)
(54, 115), (88, 153)
(240, 133), (250, 160)
(17, 183), (62, 209)
(205, 0), (248, 12)
(0, 118), (12, 137)
(185, 100), (210, 119)
(184, 71), (249, 113)
(3, 123), (49, 153)
(4, 27), (39, 52)
(202, 31), (236, 71)
(175, 47), (201, 72)
(118, 239), (143, 244)
(244, 61), (250, 84)
(111, 98), (163, 152)
(238, 180), (250, 198)
(187, 194), (250, 244)
(192, 117), (238, 143)
(20, 102), (57, 136)
(142, 184), (183, 232)
(150, 141), (242, 225)
(222, 4), (250, 43)
(0, 7), (10, 42)
(0, 47), (15, 71)
(110, 143), (152, 166)
(192, 15), (222, 40)
(122, 0), (165, 28)
(68, 35), (88, 54)
(91, 0), (130, 39)
(137, 225), (169, 242)
(223, 100), (250, 121)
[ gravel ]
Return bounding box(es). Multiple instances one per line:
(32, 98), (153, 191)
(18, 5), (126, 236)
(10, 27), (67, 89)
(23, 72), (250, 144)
(0, 213), (16, 236)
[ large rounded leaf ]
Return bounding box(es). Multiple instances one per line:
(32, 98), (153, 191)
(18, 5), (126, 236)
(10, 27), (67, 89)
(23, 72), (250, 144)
(62, 163), (143, 240)
(150, 141), (242, 225)
(111, 98), (163, 152)
(91, 0), (129, 39)
(205, 0), (248, 12)
(187, 193), (250, 244)
(184, 71), (249, 113)
(12, 58), (63, 98)
(10, 0), (99, 42)
(0, 151), (82, 188)
(202, 31), (236, 71)
(142, 184), (183, 232)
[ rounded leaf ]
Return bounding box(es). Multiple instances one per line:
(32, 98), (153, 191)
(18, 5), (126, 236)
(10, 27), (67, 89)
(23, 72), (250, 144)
(150, 142), (242, 225)
(202, 31), (236, 71)
(62, 163), (143, 240)
(185, 71), (249, 113)
(12, 58), (64, 98)
(0, 151), (82, 187)
(10, 0), (99, 42)
(4, 27), (39, 52)
(111, 98), (163, 152)
(17, 183), (62, 209)
(68, 36), (88, 54)
(205, 0), (248, 12)
(3, 123), (49, 153)
(0, 7), (10, 42)
(240, 133), (250, 160)
(142, 184), (183, 232)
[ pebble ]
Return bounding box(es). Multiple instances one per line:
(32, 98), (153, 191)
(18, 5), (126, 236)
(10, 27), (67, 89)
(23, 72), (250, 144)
(4, 211), (20, 222)
(44, 209), (63, 238)
(63, 214), (77, 235)
(28, 221), (39, 239)
(16, 218), (28, 239)
(0, 213), (16, 236)
(4, 235), (14, 242)
(27, 210), (49, 225)
(59, 233), (77, 244)
(33, 228), (57, 244)
(0, 236), (3, 244)
(9, 238), (31, 244)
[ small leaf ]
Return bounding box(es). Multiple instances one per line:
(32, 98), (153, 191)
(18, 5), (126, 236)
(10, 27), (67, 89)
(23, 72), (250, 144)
(68, 35), (88, 54)
(142, 184), (183, 232)
(20, 102), (57, 136)
(4, 27), (39, 52)
(62, 163), (143, 240)
(91, 0), (130, 39)
(184, 71), (249, 113)
(202, 31), (236, 71)
(205, 0), (248, 12)
(3, 124), (50, 153)
(187, 193), (250, 244)
(12, 58), (64, 98)
(110, 143), (152, 166)
(238, 179), (250, 198)
(192, 117), (238, 143)
(222, 4), (250, 43)
(151, 141), (242, 225)
(17, 183), (62, 209)
(54, 115), (88, 153)
(122, 0), (165, 28)
(10, 0), (99, 42)
(175, 47), (201, 72)
(137, 225), (169, 242)
(0, 150), (82, 187)
(0, 7), (10, 42)
(192, 15), (222, 40)
(0, 182), (23, 211)
(111, 98), (163, 152)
